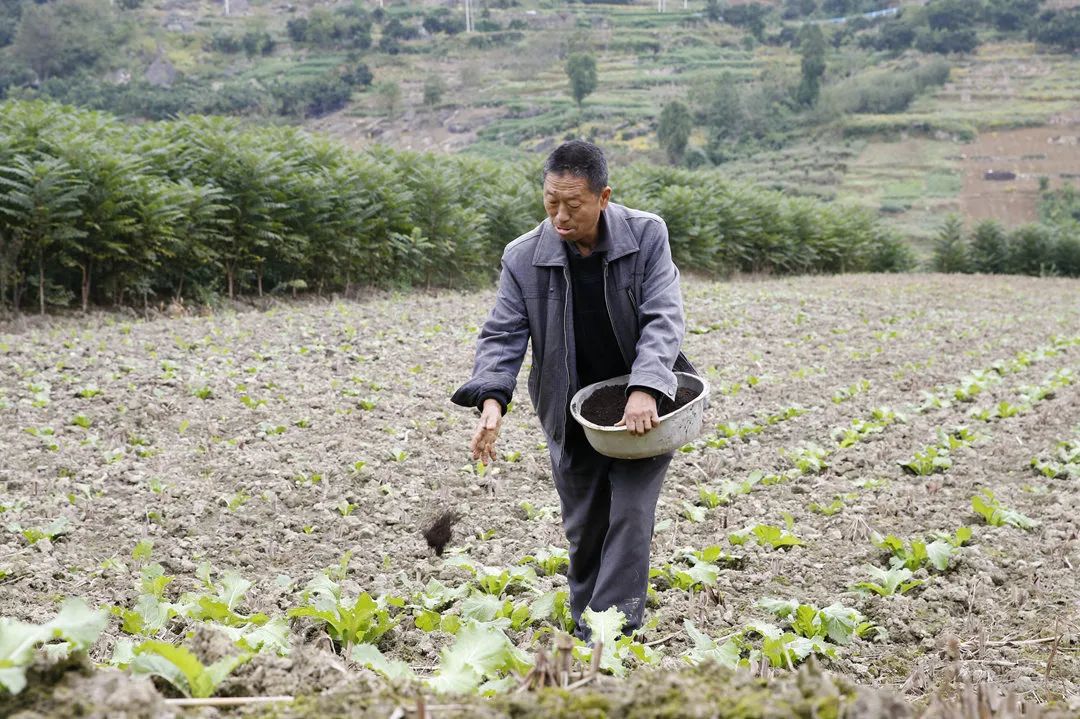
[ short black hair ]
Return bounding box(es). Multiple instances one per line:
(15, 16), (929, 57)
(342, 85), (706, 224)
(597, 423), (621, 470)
(542, 140), (609, 196)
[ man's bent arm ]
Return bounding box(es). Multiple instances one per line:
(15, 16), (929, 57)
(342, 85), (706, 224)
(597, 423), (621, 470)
(451, 257), (530, 413)
(627, 219), (686, 401)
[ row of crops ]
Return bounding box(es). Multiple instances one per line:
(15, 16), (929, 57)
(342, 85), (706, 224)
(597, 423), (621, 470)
(0, 100), (911, 315)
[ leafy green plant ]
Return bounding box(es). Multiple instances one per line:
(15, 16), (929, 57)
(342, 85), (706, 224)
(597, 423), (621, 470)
(832, 379), (870, 403)
(872, 527), (970, 572)
(519, 501), (558, 521)
(971, 489), (1036, 530)
(424, 620), (532, 694)
(681, 620), (740, 669)
(8, 516), (70, 545)
(130, 641), (251, 698)
(757, 598), (871, 645)
(854, 566), (922, 596)
(808, 497), (845, 516)
(517, 546), (569, 577)
(445, 556), (536, 595)
(572, 607), (659, 679)
(750, 524), (804, 550)
(900, 444), (951, 476)
(783, 443), (829, 474)
(287, 574), (398, 649)
(0, 598), (107, 694)
(180, 565), (270, 627)
(1030, 438), (1079, 479)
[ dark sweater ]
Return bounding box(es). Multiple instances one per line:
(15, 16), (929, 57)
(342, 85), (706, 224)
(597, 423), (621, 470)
(566, 245), (628, 387)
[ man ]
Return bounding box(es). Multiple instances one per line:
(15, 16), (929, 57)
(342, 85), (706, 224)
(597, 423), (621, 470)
(451, 140), (695, 639)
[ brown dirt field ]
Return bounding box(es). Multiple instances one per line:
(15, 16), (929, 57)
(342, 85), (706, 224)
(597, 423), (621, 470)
(957, 125), (1080, 228)
(1, 274), (1079, 716)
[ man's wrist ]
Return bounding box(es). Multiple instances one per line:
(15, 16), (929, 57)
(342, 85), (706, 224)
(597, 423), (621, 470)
(627, 385), (661, 402)
(478, 390), (509, 415)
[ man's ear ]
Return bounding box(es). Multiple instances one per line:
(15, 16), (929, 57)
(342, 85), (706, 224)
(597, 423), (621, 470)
(599, 186), (612, 209)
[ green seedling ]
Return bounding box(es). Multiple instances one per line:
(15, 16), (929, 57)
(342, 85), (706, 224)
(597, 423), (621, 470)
(900, 445), (951, 476)
(181, 564), (269, 627)
(225, 492), (251, 512)
(854, 566), (922, 596)
(130, 641), (251, 698)
(971, 489), (1036, 530)
(519, 501), (558, 521)
(757, 597), (871, 645)
(681, 620), (741, 669)
(444, 555), (537, 596)
(193, 387), (213, 400)
(808, 497), (845, 516)
(1031, 438), (1080, 479)
(423, 621), (532, 694)
(132, 540), (154, 562)
(730, 524), (804, 550)
(518, 546), (569, 577)
(832, 379), (870, 403)
(681, 501), (707, 523)
(784, 444), (829, 474)
(872, 528), (969, 572)
(9, 516), (71, 545)
(288, 574), (397, 649)
(0, 598), (108, 694)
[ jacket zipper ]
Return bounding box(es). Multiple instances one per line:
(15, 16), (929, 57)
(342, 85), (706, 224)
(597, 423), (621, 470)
(562, 265), (572, 439)
(603, 259), (629, 368)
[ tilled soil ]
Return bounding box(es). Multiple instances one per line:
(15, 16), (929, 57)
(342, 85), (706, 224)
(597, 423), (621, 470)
(580, 384), (701, 426)
(1, 273), (1078, 714)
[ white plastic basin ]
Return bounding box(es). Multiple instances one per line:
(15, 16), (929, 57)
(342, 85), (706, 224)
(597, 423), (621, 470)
(570, 372), (709, 459)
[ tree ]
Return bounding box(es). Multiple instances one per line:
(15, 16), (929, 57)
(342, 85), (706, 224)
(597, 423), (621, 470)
(566, 53), (598, 108)
(699, 72), (743, 139)
(423, 74), (446, 108)
(931, 214), (970, 273)
(1006, 224), (1054, 275)
(1029, 9), (1080, 52)
(796, 24), (826, 107)
(968, 219), (1007, 274)
(12, 0), (115, 81)
(374, 80), (402, 117)
(986, 0), (1040, 32)
(657, 101), (693, 164)
(0, 155), (86, 314)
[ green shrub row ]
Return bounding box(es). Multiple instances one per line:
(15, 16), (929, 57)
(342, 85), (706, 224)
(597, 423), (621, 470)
(0, 100), (912, 314)
(931, 214), (1080, 276)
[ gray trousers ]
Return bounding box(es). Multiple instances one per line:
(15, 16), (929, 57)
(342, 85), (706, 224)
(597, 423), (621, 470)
(548, 421), (673, 640)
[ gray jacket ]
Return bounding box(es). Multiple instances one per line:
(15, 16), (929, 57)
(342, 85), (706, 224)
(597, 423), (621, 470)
(452, 202), (695, 448)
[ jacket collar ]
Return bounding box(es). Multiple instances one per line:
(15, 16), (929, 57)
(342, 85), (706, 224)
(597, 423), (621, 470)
(532, 202), (640, 267)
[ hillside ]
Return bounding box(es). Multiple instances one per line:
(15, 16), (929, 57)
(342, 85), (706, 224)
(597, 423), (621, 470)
(0, 0), (1078, 250)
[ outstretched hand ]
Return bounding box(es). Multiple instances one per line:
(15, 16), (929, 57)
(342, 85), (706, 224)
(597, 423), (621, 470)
(616, 390), (661, 436)
(470, 398), (503, 463)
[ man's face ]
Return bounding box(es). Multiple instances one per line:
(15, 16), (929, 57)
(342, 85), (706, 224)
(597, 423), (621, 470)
(543, 172), (611, 246)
